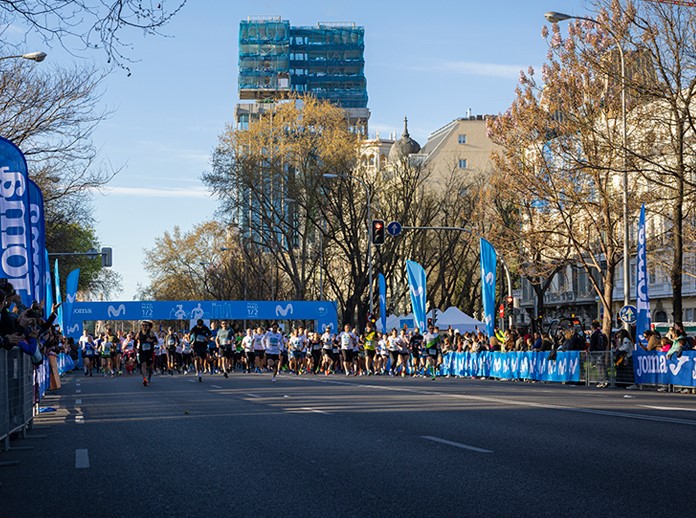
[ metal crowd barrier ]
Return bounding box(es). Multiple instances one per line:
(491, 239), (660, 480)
(0, 348), (35, 450)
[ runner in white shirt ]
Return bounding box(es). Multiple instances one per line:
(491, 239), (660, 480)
(288, 328), (304, 375)
(181, 334), (193, 374)
(321, 329), (335, 375)
(338, 324), (358, 376)
(252, 327), (266, 373)
(263, 323), (284, 382)
(241, 328), (254, 373)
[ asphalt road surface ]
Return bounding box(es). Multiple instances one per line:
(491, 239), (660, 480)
(3, 370), (695, 517)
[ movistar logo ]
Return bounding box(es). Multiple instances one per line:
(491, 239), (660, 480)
(276, 304), (293, 317)
(107, 304), (126, 317)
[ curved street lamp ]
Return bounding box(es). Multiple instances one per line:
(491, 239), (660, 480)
(545, 11), (630, 327)
(0, 51), (47, 62)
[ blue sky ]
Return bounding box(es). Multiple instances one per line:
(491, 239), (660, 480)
(27, 0), (587, 299)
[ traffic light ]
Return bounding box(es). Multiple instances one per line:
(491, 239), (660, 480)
(505, 295), (514, 313)
(101, 247), (113, 267)
(372, 219), (385, 245)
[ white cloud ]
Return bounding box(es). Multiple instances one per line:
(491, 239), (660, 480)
(95, 186), (211, 199)
(408, 61), (525, 79)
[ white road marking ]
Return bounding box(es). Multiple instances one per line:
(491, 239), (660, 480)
(75, 399), (82, 405)
(421, 435), (493, 453)
(244, 393), (260, 398)
(75, 415), (84, 425)
(296, 407), (331, 415)
(292, 377), (696, 427)
(75, 449), (90, 469)
(75, 389), (81, 394)
(639, 405), (696, 412)
(210, 385), (223, 389)
(188, 380), (196, 383)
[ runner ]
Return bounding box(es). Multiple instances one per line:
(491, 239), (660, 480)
(252, 327), (266, 373)
(362, 322), (377, 375)
(207, 321), (218, 374)
(288, 328), (304, 375)
(263, 323), (284, 382)
(181, 333), (193, 374)
(190, 319), (212, 382)
(409, 328), (424, 377)
(216, 321), (233, 378)
(135, 320), (158, 386)
(423, 325), (442, 380)
(321, 328), (334, 375)
(241, 328), (254, 373)
(81, 332), (96, 376)
(165, 327), (179, 374)
(99, 331), (113, 377)
(122, 332), (136, 375)
(338, 324), (358, 376)
(308, 331), (322, 374)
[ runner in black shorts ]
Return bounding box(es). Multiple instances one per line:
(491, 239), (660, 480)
(190, 319), (212, 383)
(135, 321), (158, 386)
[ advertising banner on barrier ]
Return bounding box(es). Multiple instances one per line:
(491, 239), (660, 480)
(0, 136), (35, 308)
(440, 351), (581, 383)
(636, 204), (651, 347)
(633, 350), (696, 387)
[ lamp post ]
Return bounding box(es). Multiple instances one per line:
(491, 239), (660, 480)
(0, 52), (47, 62)
(545, 11), (630, 327)
(323, 173), (373, 315)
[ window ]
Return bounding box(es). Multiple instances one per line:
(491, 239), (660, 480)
(458, 134), (467, 144)
(458, 159), (467, 169)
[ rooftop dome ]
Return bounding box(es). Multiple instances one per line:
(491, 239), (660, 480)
(388, 117), (421, 162)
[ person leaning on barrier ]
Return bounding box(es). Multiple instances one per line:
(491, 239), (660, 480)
(639, 330), (662, 352)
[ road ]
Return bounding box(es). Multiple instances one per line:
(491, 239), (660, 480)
(2, 370), (695, 517)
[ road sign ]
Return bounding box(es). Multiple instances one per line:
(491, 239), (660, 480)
(619, 305), (638, 325)
(387, 221), (402, 237)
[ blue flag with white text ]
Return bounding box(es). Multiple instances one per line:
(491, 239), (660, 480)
(54, 259), (64, 331)
(378, 272), (387, 333)
(636, 204), (651, 347)
(406, 260), (427, 332)
(0, 136), (35, 308)
(44, 250), (53, 318)
(64, 268), (80, 334)
(480, 238), (497, 338)
(28, 179), (46, 308)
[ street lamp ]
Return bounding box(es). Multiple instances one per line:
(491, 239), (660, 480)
(323, 172), (374, 315)
(545, 11), (630, 326)
(0, 51), (47, 62)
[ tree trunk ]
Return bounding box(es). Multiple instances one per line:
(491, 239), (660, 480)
(602, 263), (616, 339)
(671, 175), (684, 323)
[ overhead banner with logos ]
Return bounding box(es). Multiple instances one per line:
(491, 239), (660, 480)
(67, 300), (338, 339)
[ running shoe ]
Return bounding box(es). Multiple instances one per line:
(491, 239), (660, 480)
(143, 378), (148, 386)
(198, 375), (202, 383)
(224, 371), (229, 379)
(272, 376), (276, 383)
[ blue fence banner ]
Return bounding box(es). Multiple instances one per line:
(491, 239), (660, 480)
(480, 238), (497, 338)
(439, 351), (581, 383)
(57, 353), (75, 375)
(0, 136), (35, 307)
(636, 204), (651, 347)
(67, 300), (339, 340)
(378, 273), (387, 333)
(64, 268), (80, 332)
(634, 350), (696, 387)
(406, 260), (427, 331)
(28, 179), (46, 309)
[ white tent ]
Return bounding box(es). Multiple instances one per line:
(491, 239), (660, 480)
(377, 314), (402, 333)
(435, 306), (485, 334)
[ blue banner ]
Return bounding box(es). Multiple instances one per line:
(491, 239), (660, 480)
(54, 259), (64, 331)
(439, 351), (581, 382)
(378, 272), (387, 332)
(44, 249), (53, 319)
(64, 268), (80, 334)
(636, 204), (651, 347)
(0, 136), (35, 307)
(67, 300), (339, 340)
(634, 350), (696, 387)
(28, 179), (46, 308)
(406, 260), (427, 331)
(480, 238), (497, 338)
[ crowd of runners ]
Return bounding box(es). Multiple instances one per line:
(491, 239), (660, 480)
(78, 319), (453, 386)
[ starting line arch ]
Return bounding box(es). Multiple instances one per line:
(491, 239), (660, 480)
(66, 300), (338, 339)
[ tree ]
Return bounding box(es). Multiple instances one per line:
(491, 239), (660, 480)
(0, 0), (187, 71)
(488, 10), (639, 336)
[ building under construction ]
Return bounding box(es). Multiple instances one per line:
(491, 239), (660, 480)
(236, 17), (370, 135)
